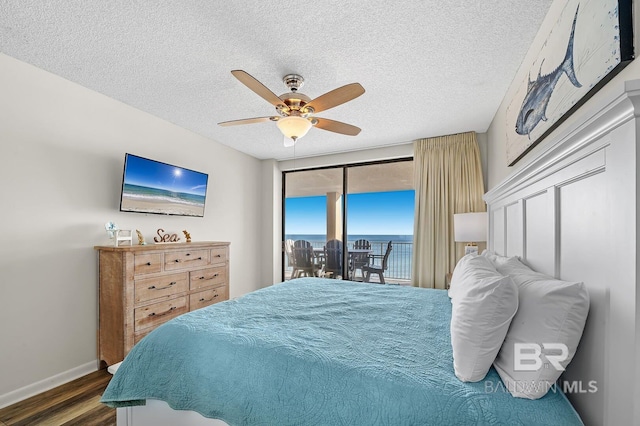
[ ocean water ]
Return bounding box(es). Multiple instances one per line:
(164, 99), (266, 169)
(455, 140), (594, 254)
(285, 234), (413, 280)
(122, 183), (205, 207)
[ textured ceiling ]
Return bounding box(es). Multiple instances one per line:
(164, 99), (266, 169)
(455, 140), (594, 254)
(0, 1), (553, 161)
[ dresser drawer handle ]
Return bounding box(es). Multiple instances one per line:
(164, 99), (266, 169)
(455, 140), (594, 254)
(148, 282), (176, 290)
(146, 262), (152, 266)
(148, 306), (177, 317)
(178, 256), (203, 263)
(199, 273), (219, 280)
(199, 294), (219, 303)
(215, 254), (222, 258)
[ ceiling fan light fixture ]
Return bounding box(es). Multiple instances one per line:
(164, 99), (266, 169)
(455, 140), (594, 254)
(222, 70), (364, 140)
(276, 116), (312, 141)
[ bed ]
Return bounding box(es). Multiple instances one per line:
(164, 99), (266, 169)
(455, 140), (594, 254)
(101, 78), (640, 426)
(102, 277), (583, 425)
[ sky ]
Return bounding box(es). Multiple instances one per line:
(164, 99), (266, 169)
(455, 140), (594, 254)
(123, 154), (208, 195)
(285, 190), (415, 235)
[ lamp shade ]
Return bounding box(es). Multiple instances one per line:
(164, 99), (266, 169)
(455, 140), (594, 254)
(454, 212), (487, 243)
(276, 116), (312, 140)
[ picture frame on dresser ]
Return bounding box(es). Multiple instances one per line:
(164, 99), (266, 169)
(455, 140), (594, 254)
(94, 241), (230, 367)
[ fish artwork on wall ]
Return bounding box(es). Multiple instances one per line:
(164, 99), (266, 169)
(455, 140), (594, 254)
(515, 6), (581, 139)
(505, 0), (634, 166)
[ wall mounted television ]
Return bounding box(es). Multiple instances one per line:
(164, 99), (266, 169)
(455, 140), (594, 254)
(120, 153), (208, 217)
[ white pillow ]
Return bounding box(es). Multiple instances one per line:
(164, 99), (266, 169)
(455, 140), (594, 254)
(481, 250), (517, 268)
(449, 255), (519, 382)
(493, 257), (589, 399)
(448, 253), (478, 299)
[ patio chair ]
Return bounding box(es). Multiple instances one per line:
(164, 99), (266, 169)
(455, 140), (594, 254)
(362, 241), (393, 284)
(291, 240), (319, 278)
(284, 239), (294, 268)
(323, 239), (343, 279)
(349, 239), (371, 281)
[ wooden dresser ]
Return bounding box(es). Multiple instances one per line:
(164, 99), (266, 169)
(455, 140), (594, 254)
(95, 241), (230, 366)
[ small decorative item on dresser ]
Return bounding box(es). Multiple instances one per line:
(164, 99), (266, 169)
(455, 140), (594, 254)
(114, 230), (133, 247)
(105, 222), (132, 247)
(136, 230), (147, 245)
(105, 221), (119, 239)
(183, 230), (192, 243)
(154, 228), (180, 243)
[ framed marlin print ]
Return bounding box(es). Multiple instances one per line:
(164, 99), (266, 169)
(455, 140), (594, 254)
(505, 0), (634, 166)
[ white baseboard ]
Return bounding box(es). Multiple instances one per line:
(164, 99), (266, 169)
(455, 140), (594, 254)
(0, 360), (100, 409)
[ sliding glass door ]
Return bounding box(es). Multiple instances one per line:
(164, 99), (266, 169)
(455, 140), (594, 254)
(283, 168), (343, 280)
(283, 159), (413, 283)
(346, 162), (414, 284)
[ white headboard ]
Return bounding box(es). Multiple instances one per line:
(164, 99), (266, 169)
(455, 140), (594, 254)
(484, 80), (640, 426)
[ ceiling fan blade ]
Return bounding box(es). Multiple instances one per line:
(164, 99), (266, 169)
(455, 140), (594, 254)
(231, 70), (286, 109)
(313, 117), (361, 136)
(218, 116), (277, 127)
(305, 83), (365, 113)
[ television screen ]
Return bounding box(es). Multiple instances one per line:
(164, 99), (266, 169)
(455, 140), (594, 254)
(120, 153), (208, 217)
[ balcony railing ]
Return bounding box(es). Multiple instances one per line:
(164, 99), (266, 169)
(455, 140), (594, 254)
(285, 239), (413, 284)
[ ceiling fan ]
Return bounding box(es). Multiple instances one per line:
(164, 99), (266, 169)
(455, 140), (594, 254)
(218, 70), (365, 146)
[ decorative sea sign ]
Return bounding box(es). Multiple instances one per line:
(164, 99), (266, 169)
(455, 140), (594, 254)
(505, 0), (633, 166)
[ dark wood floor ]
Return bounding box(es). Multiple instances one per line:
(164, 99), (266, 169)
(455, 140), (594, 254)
(0, 369), (115, 426)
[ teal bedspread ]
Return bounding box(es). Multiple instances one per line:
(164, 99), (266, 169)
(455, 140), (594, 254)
(101, 278), (583, 425)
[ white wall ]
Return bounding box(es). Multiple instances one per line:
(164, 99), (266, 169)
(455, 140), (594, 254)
(487, 0), (640, 189)
(0, 53), (264, 406)
(260, 159), (283, 285)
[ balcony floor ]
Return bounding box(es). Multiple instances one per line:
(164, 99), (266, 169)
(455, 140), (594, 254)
(284, 270), (411, 286)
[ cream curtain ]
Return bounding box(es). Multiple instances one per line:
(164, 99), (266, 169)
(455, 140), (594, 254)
(412, 132), (485, 289)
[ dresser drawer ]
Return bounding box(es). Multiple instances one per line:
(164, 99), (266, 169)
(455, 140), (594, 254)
(190, 286), (228, 310)
(134, 253), (163, 275)
(190, 266), (227, 291)
(134, 296), (187, 332)
(164, 249), (210, 271)
(134, 327), (153, 344)
(134, 273), (188, 304)
(210, 247), (228, 265)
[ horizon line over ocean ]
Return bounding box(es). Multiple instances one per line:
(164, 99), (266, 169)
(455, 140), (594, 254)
(285, 234), (413, 243)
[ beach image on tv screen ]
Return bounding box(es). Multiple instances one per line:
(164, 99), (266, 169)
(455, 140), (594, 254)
(121, 155), (208, 217)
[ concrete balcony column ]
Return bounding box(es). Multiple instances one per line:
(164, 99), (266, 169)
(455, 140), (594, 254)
(326, 191), (343, 241)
